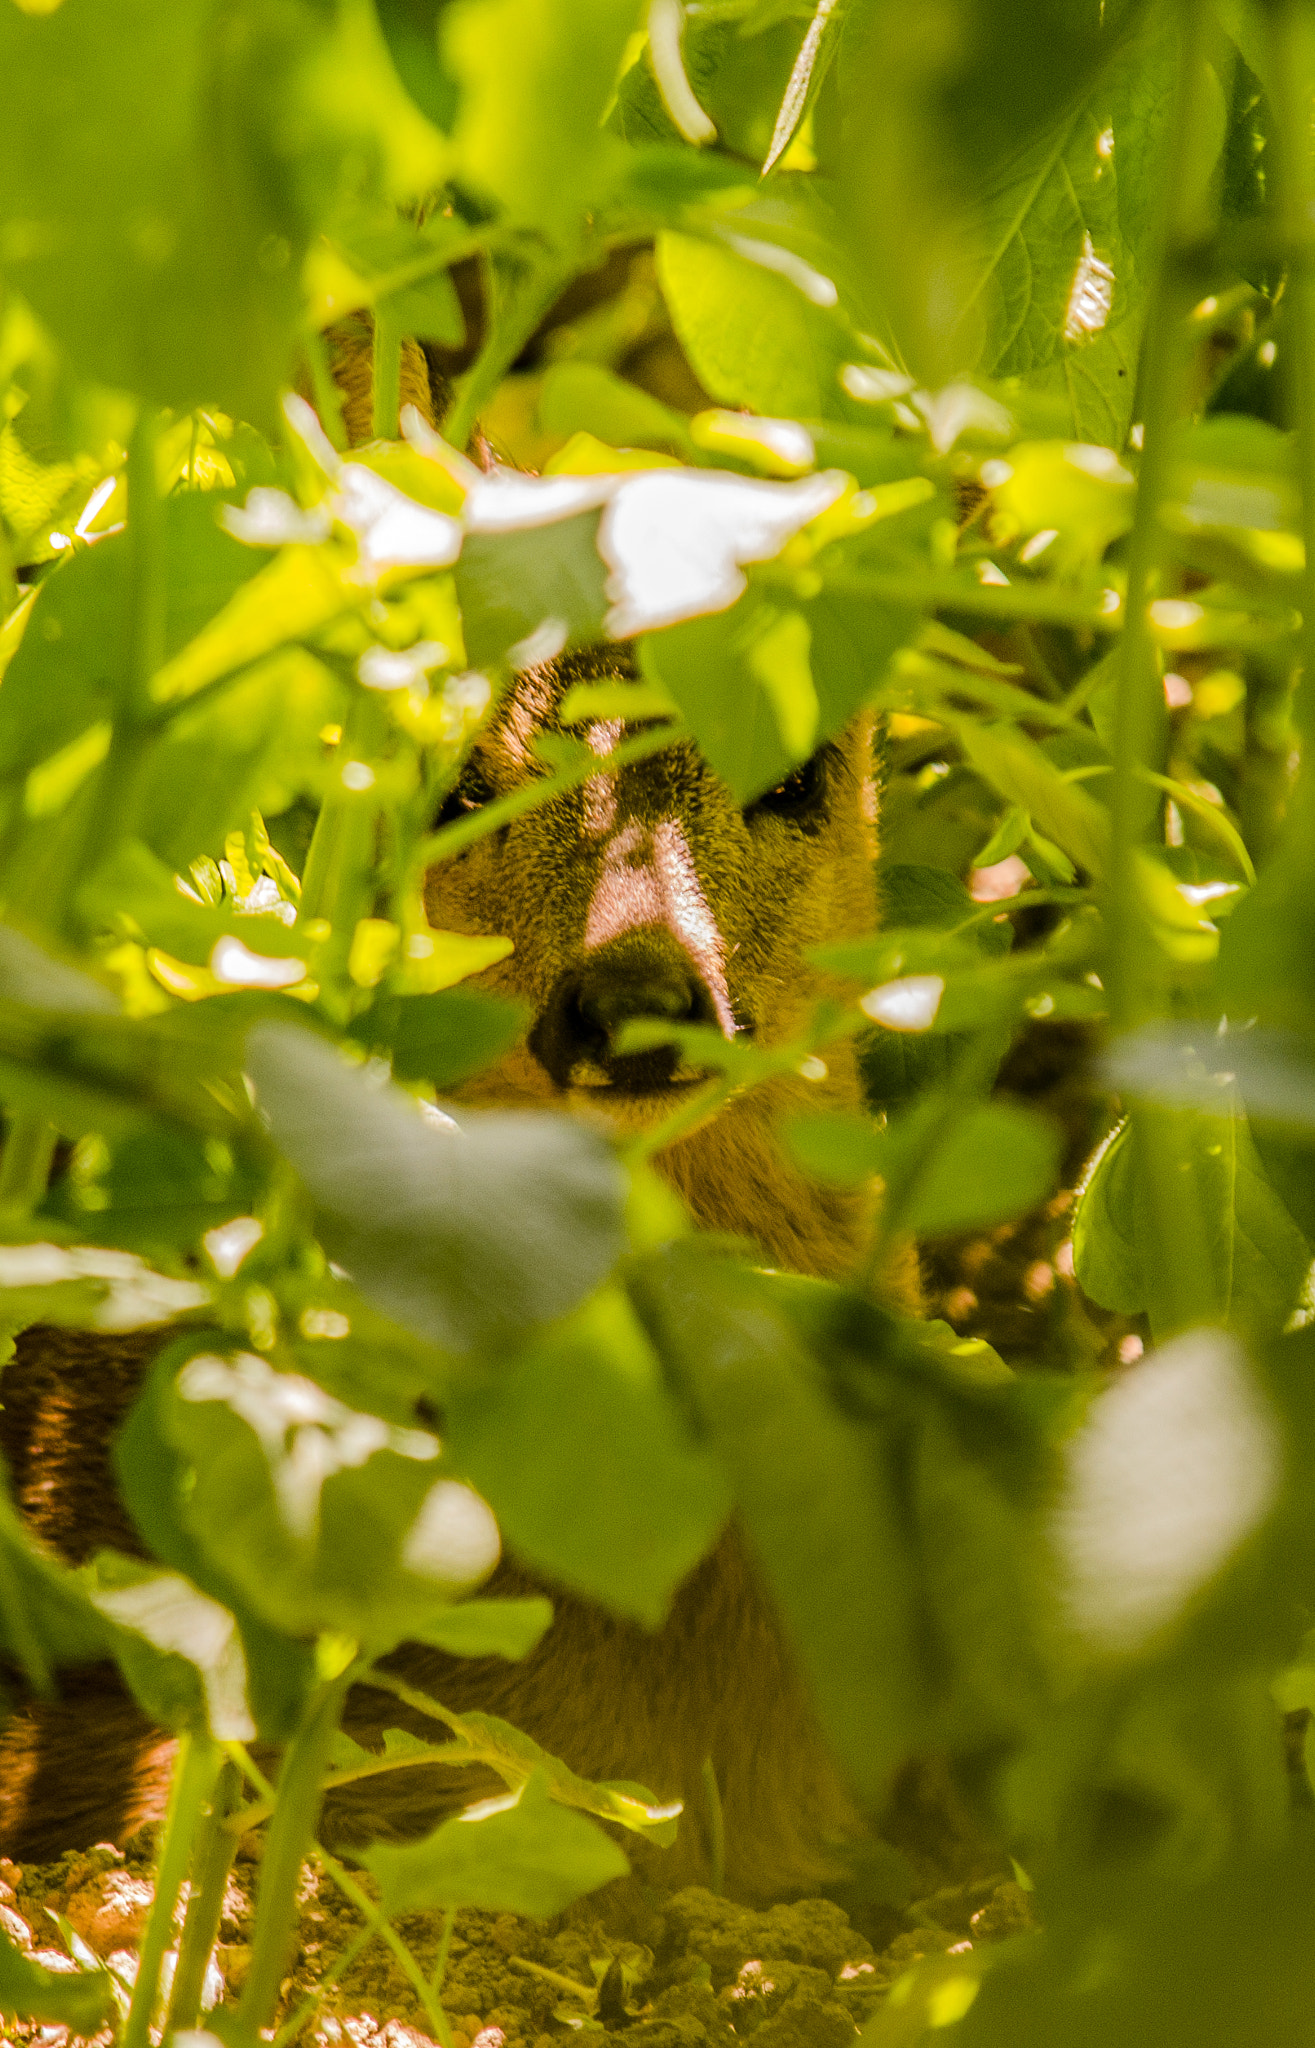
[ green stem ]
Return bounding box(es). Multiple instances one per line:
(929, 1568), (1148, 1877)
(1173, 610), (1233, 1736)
(700, 1757), (725, 1898)
(815, 566), (1124, 632)
(443, 252), (576, 451)
(1105, 0), (1213, 1035)
(432, 1904), (456, 1996)
(419, 721), (689, 868)
(272, 1919), (380, 2048)
(304, 330), (348, 452)
(125, 404), (166, 713)
(122, 1733), (222, 2048)
(313, 1845), (455, 2048)
(372, 305), (403, 442)
(0, 1113), (56, 1212)
(1267, 1), (1315, 754)
(238, 1671), (352, 2034)
(166, 1757), (241, 2033)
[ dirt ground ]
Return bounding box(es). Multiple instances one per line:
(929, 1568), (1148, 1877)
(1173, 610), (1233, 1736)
(0, 1829), (1035, 2046)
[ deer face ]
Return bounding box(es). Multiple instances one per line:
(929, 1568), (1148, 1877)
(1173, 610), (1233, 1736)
(424, 652), (878, 1139)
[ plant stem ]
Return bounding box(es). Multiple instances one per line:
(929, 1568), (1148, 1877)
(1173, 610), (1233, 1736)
(304, 329), (348, 452)
(272, 1917), (380, 2047)
(238, 1670), (352, 2034)
(0, 1113), (56, 1212)
(122, 1732), (222, 2048)
(166, 1756), (241, 2033)
(372, 305), (403, 441)
(1105, 0), (1213, 1035)
(1266, 1), (1315, 755)
(313, 1844), (455, 2048)
(126, 403), (166, 713)
(432, 1904), (456, 1996)
(443, 251), (576, 451)
(418, 721), (689, 868)
(700, 1757), (725, 1897)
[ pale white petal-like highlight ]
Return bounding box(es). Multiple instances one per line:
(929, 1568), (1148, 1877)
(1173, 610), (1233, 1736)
(402, 1479), (501, 1589)
(0, 1242), (209, 1327)
(179, 1350), (437, 1543)
(860, 974), (944, 1031)
(700, 412), (815, 474)
(647, 0), (717, 144)
(1064, 233), (1116, 341)
(93, 1575), (256, 1740)
(1150, 599), (1205, 632)
(600, 468), (847, 637)
(203, 1215), (264, 1278)
(1052, 1327), (1281, 1652)
(221, 489), (332, 549)
(462, 464), (615, 534)
(915, 385), (1014, 454)
(1064, 443), (1133, 484)
(331, 464), (463, 577)
(210, 936), (306, 989)
(358, 641), (448, 691)
(509, 617), (569, 671)
(282, 391), (343, 479)
(969, 855), (1030, 904)
(841, 365), (917, 404)
(718, 231), (839, 308)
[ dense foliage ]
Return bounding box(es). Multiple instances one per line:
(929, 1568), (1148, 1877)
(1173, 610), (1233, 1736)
(2, 0), (1315, 2040)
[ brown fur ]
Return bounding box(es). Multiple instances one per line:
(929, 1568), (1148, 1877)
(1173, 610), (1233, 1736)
(0, 336), (900, 1901)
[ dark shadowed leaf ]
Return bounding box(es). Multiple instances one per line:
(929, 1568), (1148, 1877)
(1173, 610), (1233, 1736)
(245, 1023), (626, 1353)
(363, 1767), (629, 1915)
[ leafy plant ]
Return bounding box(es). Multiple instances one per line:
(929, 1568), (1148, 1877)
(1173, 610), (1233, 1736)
(1, 0), (1315, 2042)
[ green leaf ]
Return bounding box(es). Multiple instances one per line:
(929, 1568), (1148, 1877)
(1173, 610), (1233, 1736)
(244, 1022), (626, 1353)
(627, 1246), (928, 1802)
(410, 1596), (555, 1660)
(350, 989), (530, 1086)
(956, 721), (1110, 879)
(455, 512), (610, 670)
(0, 495), (263, 783)
(538, 361), (696, 456)
(444, 1284), (733, 1625)
(364, 1765), (629, 1915)
(0, 0), (444, 423)
(161, 1342), (500, 1650)
(444, 0), (642, 235)
(1072, 1113), (1311, 1341)
(656, 230), (848, 420)
(0, 1928), (111, 2033)
(789, 1096), (1062, 1234)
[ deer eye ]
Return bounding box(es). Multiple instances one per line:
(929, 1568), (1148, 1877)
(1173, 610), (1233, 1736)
(746, 752), (826, 822)
(434, 755), (496, 827)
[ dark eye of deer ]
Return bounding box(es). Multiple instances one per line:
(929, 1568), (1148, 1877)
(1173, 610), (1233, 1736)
(746, 753), (825, 822)
(434, 757), (496, 827)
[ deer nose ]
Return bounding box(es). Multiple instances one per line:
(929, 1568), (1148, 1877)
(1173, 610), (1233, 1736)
(528, 938), (718, 1092)
(575, 960), (703, 1036)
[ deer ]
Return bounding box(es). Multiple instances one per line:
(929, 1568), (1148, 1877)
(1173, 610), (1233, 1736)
(0, 336), (908, 1905)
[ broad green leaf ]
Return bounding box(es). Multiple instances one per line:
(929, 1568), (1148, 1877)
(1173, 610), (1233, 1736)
(244, 1023), (626, 1353)
(627, 1245), (929, 1802)
(444, 0), (642, 234)
(1072, 1113), (1311, 1342)
(455, 513), (610, 669)
(0, 0), (444, 423)
(789, 1096), (1062, 1235)
(350, 989), (530, 1086)
(538, 361), (696, 457)
(0, 496), (263, 781)
(411, 1596), (554, 1660)
(0, 1929), (111, 2034)
(161, 1344), (500, 1649)
(444, 1284), (732, 1625)
(656, 231), (849, 421)
(956, 721), (1110, 879)
(364, 1766), (629, 1916)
